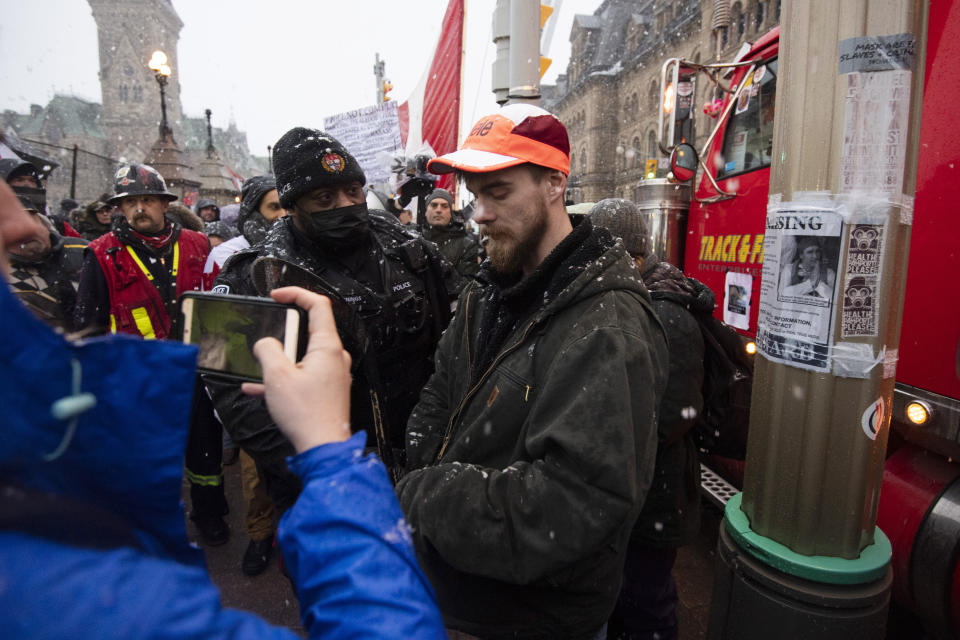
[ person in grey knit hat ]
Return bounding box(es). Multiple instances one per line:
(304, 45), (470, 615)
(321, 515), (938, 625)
(203, 220), (237, 247)
(587, 197), (649, 258)
(425, 187), (453, 214)
(421, 187), (480, 291)
(589, 197), (713, 640)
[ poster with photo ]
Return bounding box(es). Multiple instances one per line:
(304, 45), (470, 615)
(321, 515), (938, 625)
(724, 271), (753, 331)
(757, 204), (844, 372)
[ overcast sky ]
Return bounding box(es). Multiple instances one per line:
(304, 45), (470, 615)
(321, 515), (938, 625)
(0, 0), (602, 154)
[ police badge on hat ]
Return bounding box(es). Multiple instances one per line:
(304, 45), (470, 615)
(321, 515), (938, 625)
(321, 153), (344, 174)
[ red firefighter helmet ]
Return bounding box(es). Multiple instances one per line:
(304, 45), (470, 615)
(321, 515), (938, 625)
(108, 163), (177, 205)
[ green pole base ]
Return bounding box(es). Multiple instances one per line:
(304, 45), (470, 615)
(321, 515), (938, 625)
(723, 492), (891, 585)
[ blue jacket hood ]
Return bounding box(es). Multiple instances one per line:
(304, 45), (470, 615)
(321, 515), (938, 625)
(0, 283), (201, 564)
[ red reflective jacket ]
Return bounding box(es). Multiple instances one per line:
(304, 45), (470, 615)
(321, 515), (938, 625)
(90, 229), (208, 339)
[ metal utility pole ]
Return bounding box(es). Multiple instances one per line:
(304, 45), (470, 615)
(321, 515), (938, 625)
(508, 0), (542, 104)
(204, 109), (215, 159)
(69, 144), (78, 199)
(491, 0), (511, 105)
(709, 1), (927, 638)
(492, 0), (547, 106)
(374, 53), (386, 103)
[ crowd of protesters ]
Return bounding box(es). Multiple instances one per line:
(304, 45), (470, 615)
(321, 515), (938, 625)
(1, 103), (712, 640)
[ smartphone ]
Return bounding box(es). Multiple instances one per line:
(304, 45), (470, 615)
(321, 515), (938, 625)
(179, 291), (308, 381)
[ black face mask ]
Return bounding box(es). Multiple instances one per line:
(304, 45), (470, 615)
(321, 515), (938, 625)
(295, 202), (370, 251)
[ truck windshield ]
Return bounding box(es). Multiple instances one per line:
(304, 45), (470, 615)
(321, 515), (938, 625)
(717, 58), (777, 179)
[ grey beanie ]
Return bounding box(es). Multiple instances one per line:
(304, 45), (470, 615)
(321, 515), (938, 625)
(427, 188), (454, 209)
(588, 198), (649, 258)
(204, 220), (238, 241)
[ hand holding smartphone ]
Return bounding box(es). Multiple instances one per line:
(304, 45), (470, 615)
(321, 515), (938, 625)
(179, 291), (308, 382)
(241, 287), (353, 452)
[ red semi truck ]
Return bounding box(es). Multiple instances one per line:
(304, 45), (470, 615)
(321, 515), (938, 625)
(654, 6), (959, 637)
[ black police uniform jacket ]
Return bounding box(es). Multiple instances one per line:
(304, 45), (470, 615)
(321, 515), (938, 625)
(397, 218), (669, 639)
(204, 211), (452, 472)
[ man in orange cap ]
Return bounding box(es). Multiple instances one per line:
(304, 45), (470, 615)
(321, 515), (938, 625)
(397, 104), (669, 638)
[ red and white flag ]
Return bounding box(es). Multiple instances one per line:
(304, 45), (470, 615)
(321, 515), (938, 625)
(398, 0), (464, 190)
(225, 164), (245, 192)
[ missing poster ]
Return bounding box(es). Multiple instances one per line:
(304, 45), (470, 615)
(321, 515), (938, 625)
(724, 271), (752, 331)
(757, 204), (843, 372)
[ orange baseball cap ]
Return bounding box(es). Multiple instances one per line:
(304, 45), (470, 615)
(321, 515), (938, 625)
(428, 104), (570, 176)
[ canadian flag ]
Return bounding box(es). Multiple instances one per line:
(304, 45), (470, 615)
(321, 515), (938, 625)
(397, 0), (464, 191)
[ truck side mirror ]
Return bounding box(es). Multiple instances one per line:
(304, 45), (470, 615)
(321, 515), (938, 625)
(671, 143), (698, 182)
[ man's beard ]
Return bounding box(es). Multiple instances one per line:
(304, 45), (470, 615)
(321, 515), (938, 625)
(480, 195), (549, 275)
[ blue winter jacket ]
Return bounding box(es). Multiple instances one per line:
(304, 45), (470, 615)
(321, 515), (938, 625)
(0, 282), (445, 639)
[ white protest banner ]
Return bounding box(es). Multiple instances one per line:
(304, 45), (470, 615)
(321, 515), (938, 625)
(324, 101), (402, 186)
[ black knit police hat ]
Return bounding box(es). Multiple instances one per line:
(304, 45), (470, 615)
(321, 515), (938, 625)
(272, 127), (366, 209)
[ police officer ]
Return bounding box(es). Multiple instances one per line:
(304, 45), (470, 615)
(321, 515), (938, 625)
(205, 128), (453, 490)
(74, 163), (229, 546)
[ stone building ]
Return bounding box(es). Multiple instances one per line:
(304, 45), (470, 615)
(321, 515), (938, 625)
(2, 96), (117, 206)
(89, 0), (187, 162)
(1, 0), (264, 208)
(545, 0), (781, 203)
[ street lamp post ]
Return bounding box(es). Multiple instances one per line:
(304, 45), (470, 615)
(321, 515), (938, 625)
(205, 108), (215, 159)
(148, 50), (172, 139)
(143, 48), (201, 207)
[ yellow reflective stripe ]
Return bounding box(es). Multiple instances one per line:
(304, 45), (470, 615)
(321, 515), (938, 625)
(125, 245), (153, 280)
(185, 468), (223, 487)
(109, 314), (117, 334)
(63, 244), (87, 249)
(171, 241), (179, 277)
(130, 307), (156, 340)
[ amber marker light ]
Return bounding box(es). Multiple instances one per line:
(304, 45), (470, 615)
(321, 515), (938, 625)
(745, 341), (757, 356)
(905, 401), (931, 426)
(663, 83), (675, 114)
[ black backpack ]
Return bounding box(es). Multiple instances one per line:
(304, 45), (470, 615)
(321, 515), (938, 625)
(691, 312), (754, 459)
